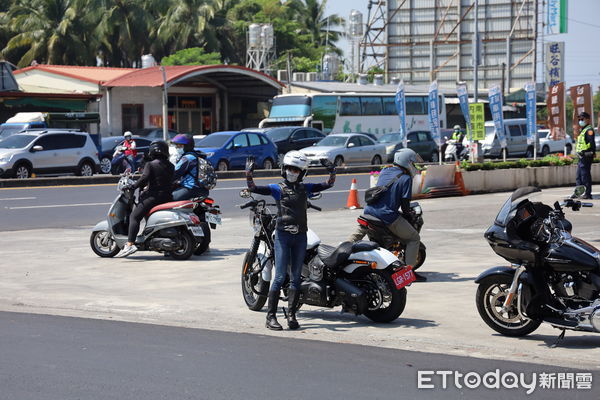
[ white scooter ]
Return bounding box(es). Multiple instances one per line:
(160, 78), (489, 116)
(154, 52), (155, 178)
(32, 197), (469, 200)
(444, 139), (469, 162)
(90, 173), (212, 260)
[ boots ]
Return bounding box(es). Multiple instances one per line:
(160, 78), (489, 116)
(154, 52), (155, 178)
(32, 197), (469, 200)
(287, 289), (300, 330)
(266, 291), (283, 331)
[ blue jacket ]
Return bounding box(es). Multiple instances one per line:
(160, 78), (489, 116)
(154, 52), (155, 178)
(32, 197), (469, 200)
(364, 166), (412, 225)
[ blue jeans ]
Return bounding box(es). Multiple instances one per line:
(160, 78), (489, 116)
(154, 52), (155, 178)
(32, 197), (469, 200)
(172, 186), (208, 201)
(271, 230), (307, 292)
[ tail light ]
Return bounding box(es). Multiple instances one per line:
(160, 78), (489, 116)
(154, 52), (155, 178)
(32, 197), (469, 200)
(357, 218), (369, 227)
(203, 198), (215, 205)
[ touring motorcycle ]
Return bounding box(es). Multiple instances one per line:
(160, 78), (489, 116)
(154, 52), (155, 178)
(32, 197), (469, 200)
(475, 186), (600, 338)
(239, 189), (414, 323)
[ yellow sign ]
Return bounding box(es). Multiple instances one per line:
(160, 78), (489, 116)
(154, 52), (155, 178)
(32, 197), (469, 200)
(469, 103), (485, 141)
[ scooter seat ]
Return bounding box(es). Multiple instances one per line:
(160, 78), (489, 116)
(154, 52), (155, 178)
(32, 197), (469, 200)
(148, 201), (193, 216)
(317, 241), (354, 268)
(360, 214), (386, 227)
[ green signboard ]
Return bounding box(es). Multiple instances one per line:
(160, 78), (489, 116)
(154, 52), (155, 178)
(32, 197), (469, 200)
(469, 103), (485, 141)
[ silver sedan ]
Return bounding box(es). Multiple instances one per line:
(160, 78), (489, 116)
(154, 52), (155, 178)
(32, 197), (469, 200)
(299, 133), (387, 167)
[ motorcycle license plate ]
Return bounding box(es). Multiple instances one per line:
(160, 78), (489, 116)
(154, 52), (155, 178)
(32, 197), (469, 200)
(205, 212), (221, 225)
(189, 225), (205, 237)
(391, 266), (416, 289)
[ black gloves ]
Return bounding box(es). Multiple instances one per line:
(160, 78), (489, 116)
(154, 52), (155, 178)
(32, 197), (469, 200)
(320, 158), (336, 173)
(245, 156), (256, 172)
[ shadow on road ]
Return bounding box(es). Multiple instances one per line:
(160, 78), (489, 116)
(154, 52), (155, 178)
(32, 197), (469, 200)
(417, 271), (476, 283)
(297, 309), (438, 332)
(120, 247), (247, 262)
(491, 332), (600, 349)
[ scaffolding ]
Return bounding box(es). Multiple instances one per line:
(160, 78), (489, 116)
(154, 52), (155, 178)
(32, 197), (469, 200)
(360, 0), (538, 94)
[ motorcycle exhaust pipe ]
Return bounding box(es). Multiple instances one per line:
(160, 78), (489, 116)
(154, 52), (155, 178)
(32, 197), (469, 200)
(335, 278), (367, 315)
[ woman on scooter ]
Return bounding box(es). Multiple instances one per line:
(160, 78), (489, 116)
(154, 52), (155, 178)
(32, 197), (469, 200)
(245, 151), (336, 331)
(170, 134), (217, 201)
(116, 140), (174, 258)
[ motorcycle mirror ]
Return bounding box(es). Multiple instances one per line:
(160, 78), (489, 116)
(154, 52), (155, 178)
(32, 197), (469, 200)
(573, 185), (586, 198)
(239, 189), (251, 198)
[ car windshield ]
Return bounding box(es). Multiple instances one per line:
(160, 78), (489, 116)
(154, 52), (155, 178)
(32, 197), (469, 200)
(316, 136), (348, 147)
(537, 131), (549, 139)
(265, 128), (292, 142)
(379, 133), (402, 143)
(0, 134), (36, 149)
(494, 187), (542, 226)
(195, 134), (230, 148)
(0, 124), (27, 140)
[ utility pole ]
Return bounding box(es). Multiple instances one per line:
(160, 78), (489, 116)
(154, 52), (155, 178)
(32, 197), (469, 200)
(473, 0), (479, 103)
(161, 66), (168, 141)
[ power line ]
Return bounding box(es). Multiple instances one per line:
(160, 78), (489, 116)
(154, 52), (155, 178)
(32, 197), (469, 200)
(568, 18), (600, 29)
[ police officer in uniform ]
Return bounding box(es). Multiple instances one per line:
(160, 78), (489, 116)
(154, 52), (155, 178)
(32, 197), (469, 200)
(451, 124), (465, 159)
(575, 112), (595, 199)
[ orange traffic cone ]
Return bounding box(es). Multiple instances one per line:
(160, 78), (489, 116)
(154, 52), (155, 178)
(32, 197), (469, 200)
(346, 178), (362, 209)
(454, 161), (469, 196)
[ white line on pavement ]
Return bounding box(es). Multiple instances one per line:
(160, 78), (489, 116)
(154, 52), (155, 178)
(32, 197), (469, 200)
(0, 197), (37, 201)
(7, 202), (112, 210)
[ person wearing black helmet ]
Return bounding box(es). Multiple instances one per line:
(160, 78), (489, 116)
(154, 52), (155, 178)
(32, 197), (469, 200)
(170, 134), (217, 201)
(245, 151), (336, 331)
(574, 112), (596, 199)
(116, 140), (174, 258)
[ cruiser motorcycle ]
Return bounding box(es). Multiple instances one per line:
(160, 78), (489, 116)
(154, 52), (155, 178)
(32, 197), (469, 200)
(356, 202), (426, 269)
(475, 186), (600, 337)
(239, 190), (413, 323)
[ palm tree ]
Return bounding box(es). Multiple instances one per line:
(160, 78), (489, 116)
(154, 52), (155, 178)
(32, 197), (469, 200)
(2, 0), (95, 67)
(156, 0), (215, 56)
(287, 0), (344, 49)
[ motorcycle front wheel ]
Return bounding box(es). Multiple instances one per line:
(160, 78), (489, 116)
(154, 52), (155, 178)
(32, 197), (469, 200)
(358, 269), (406, 323)
(90, 230), (119, 258)
(476, 276), (541, 337)
(241, 240), (270, 311)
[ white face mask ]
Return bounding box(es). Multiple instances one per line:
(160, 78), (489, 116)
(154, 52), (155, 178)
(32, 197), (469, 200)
(286, 170), (300, 182)
(579, 120), (586, 127)
(168, 146), (183, 164)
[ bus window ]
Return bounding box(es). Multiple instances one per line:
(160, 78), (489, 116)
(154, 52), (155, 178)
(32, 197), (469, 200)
(406, 96), (426, 115)
(339, 97), (361, 116)
(360, 97), (383, 115)
(382, 97), (396, 115)
(312, 96), (336, 133)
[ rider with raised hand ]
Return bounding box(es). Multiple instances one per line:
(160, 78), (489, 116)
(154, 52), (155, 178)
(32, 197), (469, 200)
(349, 148), (425, 280)
(170, 134), (217, 201)
(245, 151), (336, 331)
(116, 140), (174, 258)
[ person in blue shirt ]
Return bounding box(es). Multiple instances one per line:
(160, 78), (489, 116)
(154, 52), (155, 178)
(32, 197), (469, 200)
(349, 148), (423, 275)
(246, 151), (336, 331)
(170, 134), (217, 201)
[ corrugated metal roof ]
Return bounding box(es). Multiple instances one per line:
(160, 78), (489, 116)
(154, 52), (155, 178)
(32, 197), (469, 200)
(13, 65), (136, 84)
(290, 81), (458, 95)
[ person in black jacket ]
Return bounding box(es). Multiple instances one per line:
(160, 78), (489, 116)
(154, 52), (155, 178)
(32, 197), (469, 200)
(116, 140), (174, 258)
(246, 151), (335, 331)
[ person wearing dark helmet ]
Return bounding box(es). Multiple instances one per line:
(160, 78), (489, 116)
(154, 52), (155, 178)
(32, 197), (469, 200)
(170, 134), (217, 201)
(245, 151), (336, 331)
(349, 148), (425, 280)
(116, 140), (174, 258)
(574, 112), (596, 199)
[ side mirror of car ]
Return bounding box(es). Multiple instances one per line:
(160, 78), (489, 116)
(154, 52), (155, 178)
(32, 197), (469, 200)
(240, 189), (251, 198)
(347, 142), (355, 148)
(233, 143), (242, 150)
(31, 145), (43, 152)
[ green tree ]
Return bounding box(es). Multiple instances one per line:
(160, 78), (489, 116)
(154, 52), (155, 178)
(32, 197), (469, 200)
(161, 47), (221, 65)
(156, 0), (214, 56)
(287, 0), (344, 49)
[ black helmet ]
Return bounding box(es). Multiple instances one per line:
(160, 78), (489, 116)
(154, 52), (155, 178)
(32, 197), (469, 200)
(148, 140), (169, 160)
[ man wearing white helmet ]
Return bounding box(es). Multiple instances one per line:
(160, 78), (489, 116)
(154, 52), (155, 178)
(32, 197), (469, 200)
(246, 151), (336, 331)
(122, 131), (137, 171)
(349, 148), (424, 279)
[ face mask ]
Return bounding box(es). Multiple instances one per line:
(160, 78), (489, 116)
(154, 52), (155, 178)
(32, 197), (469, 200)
(286, 170), (300, 182)
(579, 120), (586, 127)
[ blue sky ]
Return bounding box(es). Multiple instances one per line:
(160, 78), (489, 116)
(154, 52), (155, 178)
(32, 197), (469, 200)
(325, 0), (600, 91)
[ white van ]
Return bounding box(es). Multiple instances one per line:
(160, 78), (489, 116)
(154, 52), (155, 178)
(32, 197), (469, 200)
(481, 118), (534, 158)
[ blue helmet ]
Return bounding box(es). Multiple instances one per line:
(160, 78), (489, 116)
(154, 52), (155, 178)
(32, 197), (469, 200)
(171, 134), (194, 152)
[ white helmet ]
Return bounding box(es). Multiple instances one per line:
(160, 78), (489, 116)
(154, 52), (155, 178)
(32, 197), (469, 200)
(124, 131), (132, 138)
(281, 150), (309, 181)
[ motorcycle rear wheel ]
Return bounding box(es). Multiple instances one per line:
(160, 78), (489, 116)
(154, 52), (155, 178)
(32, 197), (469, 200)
(241, 242), (270, 311)
(476, 276), (541, 337)
(193, 222), (211, 255)
(90, 230), (119, 258)
(359, 269), (406, 323)
(414, 243), (426, 270)
(170, 230), (195, 260)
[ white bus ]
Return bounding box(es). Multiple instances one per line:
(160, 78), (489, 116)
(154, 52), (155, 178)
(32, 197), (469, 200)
(259, 93), (447, 137)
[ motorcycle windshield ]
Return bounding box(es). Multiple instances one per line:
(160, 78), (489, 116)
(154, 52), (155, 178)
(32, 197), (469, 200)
(494, 186), (542, 227)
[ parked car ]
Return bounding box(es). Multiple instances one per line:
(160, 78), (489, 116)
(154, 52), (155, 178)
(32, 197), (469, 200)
(299, 133), (386, 167)
(0, 130), (99, 178)
(131, 128), (179, 140)
(379, 131), (441, 162)
(194, 131), (278, 171)
(536, 129), (573, 156)
(482, 119), (536, 158)
(98, 136), (153, 174)
(245, 126), (325, 161)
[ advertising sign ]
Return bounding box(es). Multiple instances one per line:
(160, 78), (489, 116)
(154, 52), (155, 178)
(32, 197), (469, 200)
(427, 81), (440, 146)
(568, 84), (593, 138)
(469, 103), (485, 141)
(545, 42), (564, 88)
(524, 82), (537, 145)
(546, 0), (568, 35)
(395, 80), (408, 148)
(456, 83), (472, 140)
(488, 85), (506, 148)
(546, 82), (566, 140)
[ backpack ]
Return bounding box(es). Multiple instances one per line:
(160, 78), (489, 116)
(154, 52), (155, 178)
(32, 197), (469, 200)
(184, 151), (217, 190)
(364, 172), (404, 205)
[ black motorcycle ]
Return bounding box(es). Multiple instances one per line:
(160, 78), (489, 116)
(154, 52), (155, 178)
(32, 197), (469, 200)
(239, 190), (412, 323)
(356, 202), (427, 269)
(475, 186), (600, 338)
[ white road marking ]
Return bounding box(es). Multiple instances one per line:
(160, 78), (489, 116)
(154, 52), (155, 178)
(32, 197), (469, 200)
(0, 197), (37, 201)
(425, 228), (483, 234)
(7, 202), (112, 210)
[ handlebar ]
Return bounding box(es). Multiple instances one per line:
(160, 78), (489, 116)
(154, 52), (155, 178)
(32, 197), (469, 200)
(240, 200), (257, 210)
(307, 202), (322, 212)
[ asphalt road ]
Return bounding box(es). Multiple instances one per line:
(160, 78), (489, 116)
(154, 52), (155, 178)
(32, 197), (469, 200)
(0, 173), (370, 231)
(1, 311), (594, 400)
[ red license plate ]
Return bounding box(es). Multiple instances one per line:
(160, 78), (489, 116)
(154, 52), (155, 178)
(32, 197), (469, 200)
(391, 266), (416, 289)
